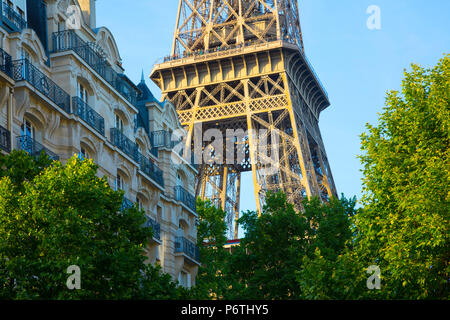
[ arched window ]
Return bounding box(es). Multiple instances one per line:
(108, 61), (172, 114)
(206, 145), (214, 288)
(136, 195), (145, 213)
(77, 82), (88, 104)
(178, 271), (190, 288)
(176, 172), (183, 187)
(21, 119), (35, 139)
(21, 48), (31, 62)
(157, 205), (163, 222)
(79, 147), (89, 160)
(115, 114), (124, 133)
(178, 219), (189, 237)
(136, 197), (141, 210)
(115, 173), (123, 191)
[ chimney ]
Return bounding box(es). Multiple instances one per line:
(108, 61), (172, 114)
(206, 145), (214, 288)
(78, 0), (96, 29)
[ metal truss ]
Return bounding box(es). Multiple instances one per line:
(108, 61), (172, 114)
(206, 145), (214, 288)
(151, 0), (336, 240)
(172, 0), (304, 57)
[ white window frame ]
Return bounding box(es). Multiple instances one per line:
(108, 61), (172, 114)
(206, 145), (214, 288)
(21, 119), (35, 139)
(80, 147), (89, 160)
(115, 173), (123, 191)
(78, 83), (88, 104)
(115, 114), (124, 133)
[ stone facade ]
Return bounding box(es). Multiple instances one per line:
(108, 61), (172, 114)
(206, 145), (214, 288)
(0, 0), (199, 288)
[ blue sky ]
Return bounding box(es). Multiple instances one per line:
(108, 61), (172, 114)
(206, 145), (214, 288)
(96, 0), (450, 214)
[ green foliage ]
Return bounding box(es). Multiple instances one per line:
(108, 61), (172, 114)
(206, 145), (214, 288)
(189, 199), (231, 299)
(227, 192), (309, 299)
(0, 152), (182, 299)
(223, 192), (356, 299)
(297, 196), (364, 300)
(356, 54), (450, 299)
(0, 150), (53, 190)
(1, 55), (447, 300)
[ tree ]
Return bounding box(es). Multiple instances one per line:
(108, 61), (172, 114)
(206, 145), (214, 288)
(297, 196), (362, 299)
(357, 54), (449, 299)
(0, 151), (182, 299)
(223, 192), (357, 299)
(190, 199), (231, 299)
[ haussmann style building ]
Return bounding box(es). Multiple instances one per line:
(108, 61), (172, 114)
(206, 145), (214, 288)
(0, 0), (200, 288)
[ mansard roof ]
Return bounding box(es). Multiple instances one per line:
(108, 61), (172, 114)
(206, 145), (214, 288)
(137, 73), (159, 105)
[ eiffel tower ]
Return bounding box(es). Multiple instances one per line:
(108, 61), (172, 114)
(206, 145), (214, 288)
(150, 0), (337, 239)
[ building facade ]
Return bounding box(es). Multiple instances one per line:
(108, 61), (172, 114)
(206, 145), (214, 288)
(0, 0), (199, 288)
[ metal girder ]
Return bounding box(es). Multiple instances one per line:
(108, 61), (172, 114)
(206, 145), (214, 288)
(152, 1), (337, 240)
(172, 0), (304, 57)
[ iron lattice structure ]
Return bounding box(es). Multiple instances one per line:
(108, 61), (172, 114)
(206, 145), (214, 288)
(151, 0), (337, 239)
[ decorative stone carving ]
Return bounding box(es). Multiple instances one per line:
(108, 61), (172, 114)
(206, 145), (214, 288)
(57, 0), (70, 15)
(46, 112), (60, 140)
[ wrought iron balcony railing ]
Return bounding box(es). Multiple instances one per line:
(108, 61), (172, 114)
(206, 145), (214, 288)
(138, 152), (164, 187)
(12, 59), (71, 114)
(144, 216), (161, 241)
(0, 124), (10, 153)
(110, 129), (165, 188)
(1, 2), (27, 32)
(150, 130), (198, 169)
(17, 135), (59, 161)
(174, 186), (196, 213)
(151, 130), (178, 149)
(110, 128), (139, 162)
(72, 97), (105, 136)
(120, 196), (134, 212)
(52, 31), (139, 106)
(150, 147), (159, 158)
(174, 236), (200, 262)
(0, 46), (12, 78)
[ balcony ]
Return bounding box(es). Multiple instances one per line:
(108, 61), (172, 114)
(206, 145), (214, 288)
(72, 97), (105, 136)
(0, 124), (10, 152)
(120, 196), (134, 212)
(110, 128), (139, 162)
(175, 236), (200, 263)
(151, 130), (178, 149)
(52, 30), (139, 106)
(138, 152), (164, 188)
(174, 186), (197, 213)
(150, 147), (158, 158)
(1, 2), (27, 33)
(144, 216), (161, 241)
(0, 47), (12, 78)
(17, 135), (59, 161)
(12, 59), (71, 114)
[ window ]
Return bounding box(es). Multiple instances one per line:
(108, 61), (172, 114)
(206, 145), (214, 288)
(178, 220), (189, 237)
(157, 206), (162, 222)
(178, 271), (191, 288)
(21, 120), (34, 139)
(179, 271), (187, 287)
(115, 114), (124, 133)
(136, 197), (141, 210)
(21, 49), (30, 62)
(115, 173), (123, 191)
(20, 120), (35, 154)
(78, 83), (88, 104)
(176, 172), (183, 187)
(79, 147), (89, 160)
(136, 197), (144, 212)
